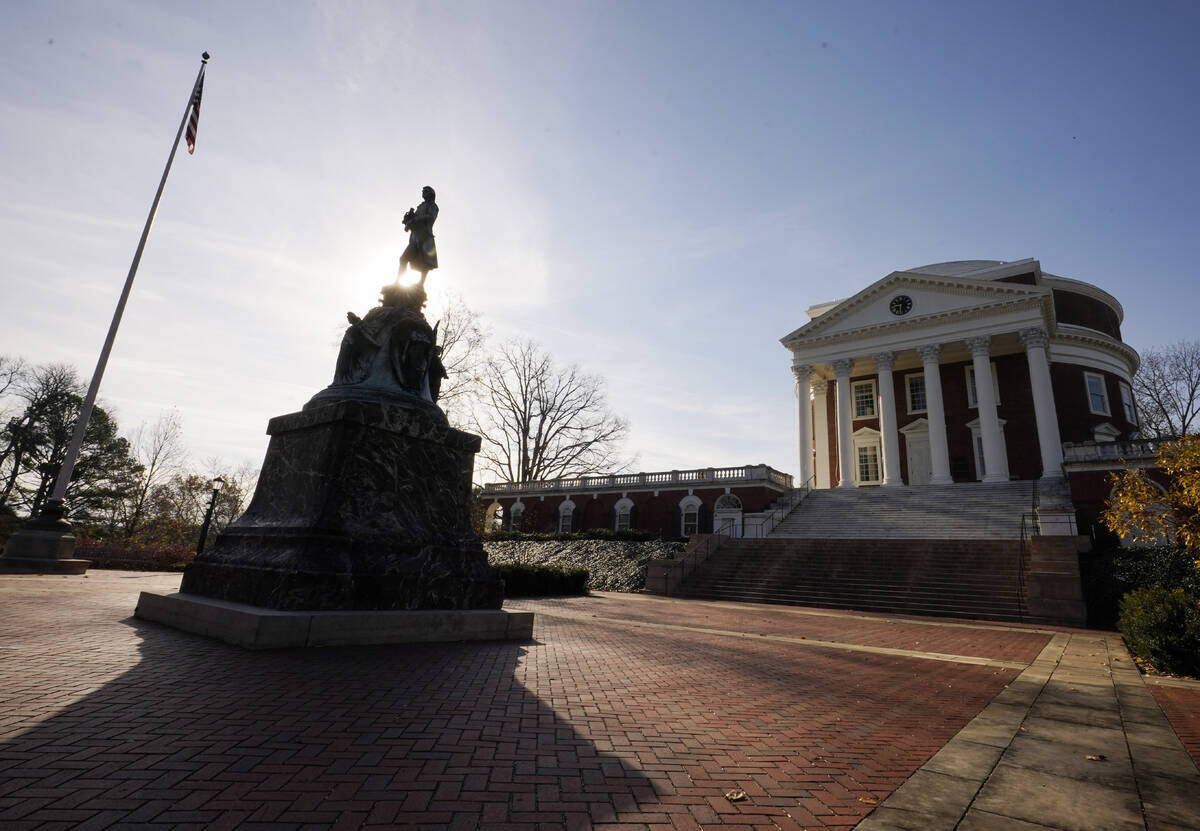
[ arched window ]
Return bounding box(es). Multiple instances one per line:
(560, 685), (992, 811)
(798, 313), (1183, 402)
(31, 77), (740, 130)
(557, 499), (576, 533)
(509, 501), (525, 532)
(679, 495), (703, 537)
(613, 497), (635, 531)
(713, 493), (744, 537)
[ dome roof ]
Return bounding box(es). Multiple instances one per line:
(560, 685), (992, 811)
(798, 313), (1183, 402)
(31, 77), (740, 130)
(903, 260), (1007, 277)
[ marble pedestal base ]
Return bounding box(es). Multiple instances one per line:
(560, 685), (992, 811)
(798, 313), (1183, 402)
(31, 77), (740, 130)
(179, 400), (503, 612)
(136, 591), (533, 649)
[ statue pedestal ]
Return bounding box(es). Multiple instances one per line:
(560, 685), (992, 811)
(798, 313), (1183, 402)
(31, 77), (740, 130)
(137, 400), (520, 645)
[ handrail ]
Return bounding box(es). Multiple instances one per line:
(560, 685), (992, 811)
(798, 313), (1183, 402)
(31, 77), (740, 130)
(714, 476), (815, 539)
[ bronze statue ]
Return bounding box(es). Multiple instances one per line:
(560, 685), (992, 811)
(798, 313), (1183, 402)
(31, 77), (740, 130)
(398, 186), (439, 286)
(329, 283), (446, 404)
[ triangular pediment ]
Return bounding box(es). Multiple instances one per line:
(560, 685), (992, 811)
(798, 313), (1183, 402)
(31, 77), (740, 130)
(781, 272), (1047, 346)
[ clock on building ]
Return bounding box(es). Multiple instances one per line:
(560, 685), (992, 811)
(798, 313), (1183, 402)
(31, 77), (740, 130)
(889, 295), (913, 316)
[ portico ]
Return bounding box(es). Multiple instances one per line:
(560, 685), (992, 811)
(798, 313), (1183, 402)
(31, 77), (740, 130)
(782, 259), (1133, 488)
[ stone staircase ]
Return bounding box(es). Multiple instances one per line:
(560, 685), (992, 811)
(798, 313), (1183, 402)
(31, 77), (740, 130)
(672, 483), (1038, 621)
(674, 537), (1026, 621)
(769, 482), (1034, 539)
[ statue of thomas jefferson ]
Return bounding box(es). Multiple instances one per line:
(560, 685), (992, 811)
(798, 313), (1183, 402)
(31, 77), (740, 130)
(398, 185), (439, 286)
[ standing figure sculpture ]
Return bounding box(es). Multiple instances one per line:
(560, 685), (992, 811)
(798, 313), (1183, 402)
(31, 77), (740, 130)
(398, 185), (439, 286)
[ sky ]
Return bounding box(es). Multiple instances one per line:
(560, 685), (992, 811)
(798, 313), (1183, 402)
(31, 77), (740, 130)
(2, 0), (1199, 484)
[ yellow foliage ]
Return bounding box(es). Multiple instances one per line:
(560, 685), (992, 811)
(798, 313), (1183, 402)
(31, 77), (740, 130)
(1103, 435), (1200, 551)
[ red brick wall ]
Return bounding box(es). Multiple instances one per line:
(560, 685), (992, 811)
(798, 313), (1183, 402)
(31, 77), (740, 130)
(1051, 363), (1138, 443)
(485, 485), (786, 536)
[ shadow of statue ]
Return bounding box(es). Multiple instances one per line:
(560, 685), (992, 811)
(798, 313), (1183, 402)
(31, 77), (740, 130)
(0, 614), (656, 827)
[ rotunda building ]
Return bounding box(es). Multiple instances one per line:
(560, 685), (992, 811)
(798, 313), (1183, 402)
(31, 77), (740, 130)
(781, 258), (1140, 490)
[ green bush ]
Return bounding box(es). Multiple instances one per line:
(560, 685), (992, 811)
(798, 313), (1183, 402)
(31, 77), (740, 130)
(1113, 545), (1200, 594)
(484, 528), (685, 543)
(1117, 586), (1200, 676)
(497, 563), (589, 596)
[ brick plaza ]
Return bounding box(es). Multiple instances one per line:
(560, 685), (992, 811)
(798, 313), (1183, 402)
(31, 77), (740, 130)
(1, 572), (1197, 829)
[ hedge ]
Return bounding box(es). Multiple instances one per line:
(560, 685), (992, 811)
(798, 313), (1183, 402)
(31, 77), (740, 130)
(1118, 586), (1200, 677)
(496, 563), (589, 596)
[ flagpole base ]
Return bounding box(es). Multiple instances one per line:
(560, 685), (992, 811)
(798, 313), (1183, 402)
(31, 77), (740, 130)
(0, 500), (90, 575)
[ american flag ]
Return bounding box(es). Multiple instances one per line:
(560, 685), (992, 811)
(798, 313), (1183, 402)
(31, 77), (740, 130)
(185, 73), (204, 154)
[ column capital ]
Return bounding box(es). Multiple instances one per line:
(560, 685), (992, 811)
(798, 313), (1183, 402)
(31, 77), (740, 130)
(916, 343), (942, 363)
(965, 335), (992, 358)
(792, 363), (812, 381)
(1019, 327), (1048, 349)
(811, 379), (828, 395)
(872, 351), (895, 372)
(831, 358), (853, 377)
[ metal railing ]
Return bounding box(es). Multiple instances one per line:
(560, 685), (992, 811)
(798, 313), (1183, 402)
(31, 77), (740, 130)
(713, 475), (815, 539)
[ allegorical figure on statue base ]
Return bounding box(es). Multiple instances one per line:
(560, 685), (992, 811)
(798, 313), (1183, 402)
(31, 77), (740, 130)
(329, 282), (447, 404)
(398, 185), (438, 285)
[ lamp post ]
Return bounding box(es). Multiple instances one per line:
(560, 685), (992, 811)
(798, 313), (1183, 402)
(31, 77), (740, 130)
(196, 477), (226, 555)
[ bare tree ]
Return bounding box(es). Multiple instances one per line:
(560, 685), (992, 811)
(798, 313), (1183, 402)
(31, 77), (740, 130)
(473, 338), (629, 484)
(432, 294), (489, 427)
(118, 410), (187, 539)
(1134, 340), (1200, 437)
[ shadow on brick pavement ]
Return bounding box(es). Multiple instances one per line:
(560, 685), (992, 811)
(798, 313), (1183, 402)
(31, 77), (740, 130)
(1, 574), (1024, 829)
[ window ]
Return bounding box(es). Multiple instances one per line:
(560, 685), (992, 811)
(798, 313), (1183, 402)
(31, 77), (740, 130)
(852, 380), (876, 418)
(557, 500), (575, 533)
(856, 444), (882, 484)
(1085, 372), (1110, 416)
(682, 509), (699, 535)
(1119, 381), (1137, 425)
(509, 505), (524, 532)
(965, 364), (1001, 408)
(614, 497), (634, 531)
(679, 496), (702, 536)
(851, 428), (883, 485)
(906, 373), (927, 414)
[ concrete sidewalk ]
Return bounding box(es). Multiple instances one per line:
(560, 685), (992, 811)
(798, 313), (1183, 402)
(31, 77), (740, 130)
(857, 632), (1200, 830)
(1, 572), (1197, 829)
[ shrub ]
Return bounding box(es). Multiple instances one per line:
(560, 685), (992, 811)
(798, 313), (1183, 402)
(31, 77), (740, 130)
(1112, 545), (1200, 594)
(1117, 586), (1200, 676)
(483, 529), (685, 543)
(496, 563), (589, 596)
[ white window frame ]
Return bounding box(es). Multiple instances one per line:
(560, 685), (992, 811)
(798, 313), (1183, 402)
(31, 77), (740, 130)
(1084, 371), (1111, 416)
(557, 499), (576, 533)
(614, 497), (634, 532)
(1119, 381), (1137, 425)
(852, 427), (883, 485)
(852, 379), (877, 420)
(509, 502), (525, 532)
(965, 363), (1001, 408)
(679, 495), (702, 536)
(905, 372), (927, 414)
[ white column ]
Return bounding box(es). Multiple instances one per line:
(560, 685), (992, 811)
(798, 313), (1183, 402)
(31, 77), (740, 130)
(832, 358), (855, 488)
(812, 380), (831, 489)
(873, 351), (902, 486)
(966, 335), (1009, 482)
(792, 363), (814, 488)
(917, 344), (953, 484)
(1020, 327), (1065, 480)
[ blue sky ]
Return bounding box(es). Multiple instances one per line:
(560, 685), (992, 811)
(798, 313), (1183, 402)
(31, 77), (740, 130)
(2, 1), (1198, 481)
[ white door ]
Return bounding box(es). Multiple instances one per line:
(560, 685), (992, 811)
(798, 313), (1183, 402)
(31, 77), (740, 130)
(905, 433), (931, 485)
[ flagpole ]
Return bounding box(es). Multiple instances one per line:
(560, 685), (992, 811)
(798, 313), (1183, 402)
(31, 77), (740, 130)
(40, 52), (209, 518)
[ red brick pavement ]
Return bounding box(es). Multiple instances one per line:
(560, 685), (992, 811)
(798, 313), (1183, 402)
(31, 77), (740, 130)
(0, 573), (1030, 829)
(1150, 684), (1200, 768)
(516, 593), (1051, 664)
